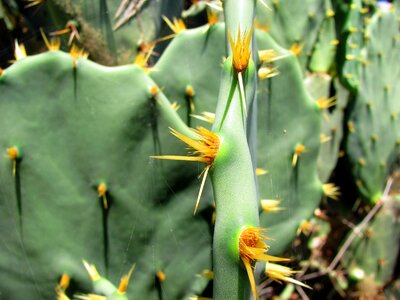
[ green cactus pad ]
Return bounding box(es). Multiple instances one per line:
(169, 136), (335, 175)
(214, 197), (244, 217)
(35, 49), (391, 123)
(342, 195), (400, 286)
(305, 74), (349, 182)
(256, 30), (323, 254)
(256, 0), (335, 72)
(0, 51), (212, 299)
(345, 9), (400, 202)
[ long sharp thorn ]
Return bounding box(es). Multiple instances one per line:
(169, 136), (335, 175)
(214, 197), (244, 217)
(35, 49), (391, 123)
(238, 72), (247, 116)
(194, 166), (210, 215)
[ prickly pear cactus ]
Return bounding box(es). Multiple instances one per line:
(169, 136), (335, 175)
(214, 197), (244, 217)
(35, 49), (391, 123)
(0, 51), (212, 299)
(256, 0), (336, 72)
(344, 8), (400, 203)
(256, 30), (323, 254)
(305, 74), (349, 182)
(343, 195), (400, 294)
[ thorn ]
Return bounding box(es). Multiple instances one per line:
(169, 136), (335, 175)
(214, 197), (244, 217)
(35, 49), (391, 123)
(206, 9), (218, 26)
(58, 273), (70, 291)
(156, 270), (166, 282)
(322, 183), (341, 200)
(162, 16), (186, 34)
(40, 28), (61, 51)
(238, 72), (247, 116)
(14, 40), (27, 61)
(97, 183), (108, 209)
(191, 112), (215, 124)
(7, 146), (20, 176)
(292, 144), (306, 167)
(256, 168), (268, 176)
(289, 42), (304, 57)
(261, 199), (282, 212)
(194, 165), (210, 215)
(82, 260), (101, 282)
(201, 269), (214, 280)
(258, 66), (279, 79)
(149, 85), (160, 97)
(118, 264), (135, 293)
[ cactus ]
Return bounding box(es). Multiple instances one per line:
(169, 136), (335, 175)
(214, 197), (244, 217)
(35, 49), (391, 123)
(344, 8), (400, 203)
(343, 195), (400, 296)
(305, 75), (349, 182)
(256, 0), (336, 72)
(256, 30), (324, 254)
(0, 51), (213, 299)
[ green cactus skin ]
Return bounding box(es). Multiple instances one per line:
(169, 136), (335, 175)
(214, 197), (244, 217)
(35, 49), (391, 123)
(211, 59), (259, 300)
(256, 0), (335, 72)
(0, 51), (212, 299)
(308, 0), (337, 73)
(256, 30), (323, 255)
(345, 9), (400, 203)
(337, 0), (366, 92)
(343, 195), (400, 288)
(304, 75), (349, 182)
(149, 23), (225, 130)
(210, 1), (260, 299)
